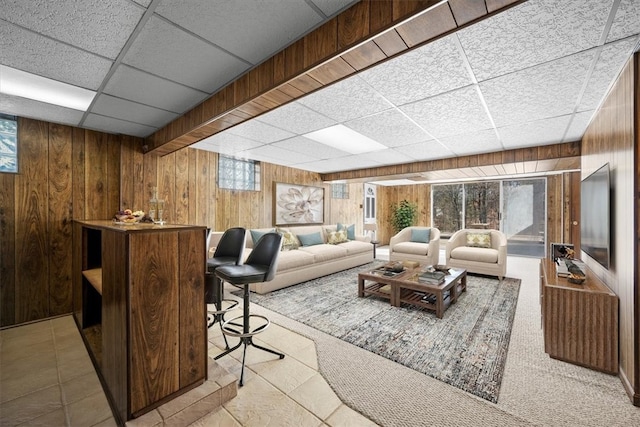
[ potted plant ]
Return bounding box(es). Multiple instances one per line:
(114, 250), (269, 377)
(390, 199), (417, 233)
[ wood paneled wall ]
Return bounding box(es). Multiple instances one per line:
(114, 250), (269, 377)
(580, 53), (639, 405)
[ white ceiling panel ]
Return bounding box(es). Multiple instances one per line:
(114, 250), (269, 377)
(298, 155), (382, 173)
(358, 148), (416, 166)
(0, 0), (144, 59)
(498, 115), (572, 149)
(271, 136), (351, 160)
(103, 65), (208, 114)
(122, 16), (250, 92)
(311, 0), (358, 16)
(0, 21), (112, 90)
(481, 50), (594, 128)
(226, 120), (295, 144)
(241, 144), (318, 166)
(345, 109), (432, 148)
(438, 129), (503, 156)
(578, 37), (637, 112)
(83, 114), (157, 137)
(132, 0), (151, 7)
(606, 0), (640, 43)
(394, 140), (454, 161)
(257, 103), (336, 135)
(359, 35), (472, 106)
(91, 94), (179, 128)
(401, 86), (493, 139)
(0, 94), (84, 126)
(564, 110), (595, 142)
(192, 133), (263, 155)
(298, 76), (393, 122)
(458, 0), (612, 81)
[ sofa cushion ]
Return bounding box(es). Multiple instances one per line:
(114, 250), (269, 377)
(393, 241), (429, 256)
(450, 246), (498, 263)
(326, 229), (348, 244)
(466, 231), (491, 248)
(298, 244), (348, 262)
(337, 240), (372, 255)
(411, 228), (431, 243)
(276, 249), (315, 271)
(298, 231), (324, 247)
(337, 223), (355, 240)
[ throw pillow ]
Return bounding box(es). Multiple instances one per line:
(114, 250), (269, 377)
(277, 228), (299, 251)
(410, 228), (431, 243)
(250, 229), (273, 246)
(337, 223), (355, 240)
(326, 229), (348, 245)
(297, 231), (324, 247)
(466, 231), (491, 248)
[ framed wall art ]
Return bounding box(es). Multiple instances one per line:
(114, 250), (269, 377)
(273, 182), (324, 226)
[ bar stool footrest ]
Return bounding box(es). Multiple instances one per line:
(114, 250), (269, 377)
(221, 314), (271, 338)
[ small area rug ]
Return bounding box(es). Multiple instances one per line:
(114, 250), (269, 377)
(249, 263), (521, 403)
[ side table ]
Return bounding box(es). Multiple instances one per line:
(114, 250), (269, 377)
(371, 240), (380, 258)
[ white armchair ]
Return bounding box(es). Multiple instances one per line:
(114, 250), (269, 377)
(389, 227), (440, 266)
(445, 229), (507, 279)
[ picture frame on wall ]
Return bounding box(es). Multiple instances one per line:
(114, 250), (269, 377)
(273, 182), (324, 226)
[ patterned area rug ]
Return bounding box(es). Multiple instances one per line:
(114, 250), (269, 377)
(249, 263), (521, 403)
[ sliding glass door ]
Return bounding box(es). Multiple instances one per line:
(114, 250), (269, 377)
(502, 178), (546, 257)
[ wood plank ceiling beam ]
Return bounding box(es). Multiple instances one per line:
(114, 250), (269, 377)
(144, 0), (526, 157)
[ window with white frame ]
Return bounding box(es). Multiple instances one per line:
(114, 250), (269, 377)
(217, 155), (260, 191)
(364, 183), (376, 222)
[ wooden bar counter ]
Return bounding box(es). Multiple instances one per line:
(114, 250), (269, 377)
(72, 220), (207, 424)
(540, 258), (618, 374)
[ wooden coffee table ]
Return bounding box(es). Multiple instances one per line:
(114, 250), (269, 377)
(358, 264), (467, 318)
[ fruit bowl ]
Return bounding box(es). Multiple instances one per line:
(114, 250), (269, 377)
(114, 209), (145, 224)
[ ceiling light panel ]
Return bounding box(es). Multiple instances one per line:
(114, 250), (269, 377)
(401, 85), (493, 139)
(90, 94), (178, 127)
(257, 103), (336, 135)
(103, 65), (208, 113)
(122, 16), (250, 93)
(358, 35), (472, 106)
(606, 0), (640, 42)
(345, 109), (433, 148)
(498, 115), (572, 149)
(0, 0), (145, 59)
(270, 136), (352, 159)
(0, 21), (113, 90)
(458, 0), (612, 81)
(0, 65), (96, 110)
(0, 93), (84, 126)
(480, 50), (594, 128)
(297, 76), (393, 122)
(83, 113), (157, 137)
(304, 125), (387, 154)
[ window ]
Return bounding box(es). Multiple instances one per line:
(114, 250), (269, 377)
(364, 183), (376, 222)
(331, 183), (349, 199)
(217, 155), (260, 191)
(0, 114), (18, 173)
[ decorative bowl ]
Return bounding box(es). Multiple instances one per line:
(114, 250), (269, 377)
(567, 273), (585, 284)
(115, 214), (142, 223)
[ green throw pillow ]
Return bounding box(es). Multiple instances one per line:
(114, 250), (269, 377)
(410, 228), (431, 243)
(326, 229), (348, 244)
(337, 223), (355, 240)
(277, 229), (299, 251)
(466, 231), (491, 248)
(298, 232), (324, 247)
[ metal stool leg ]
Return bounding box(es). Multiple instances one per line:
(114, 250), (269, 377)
(206, 274), (238, 350)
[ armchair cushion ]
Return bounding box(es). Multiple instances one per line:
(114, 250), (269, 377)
(411, 228), (431, 243)
(393, 242), (429, 256)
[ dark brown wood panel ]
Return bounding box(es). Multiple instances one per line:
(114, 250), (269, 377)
(0, 172), (16, 326)
(72, 127), (86, 221)
(129, 231), (180, 413)
(85, 130), (109, 220)
(175, 148), (190, 224)
(15, 118), (49, 323)
(337, 0), (370, 49)
(396, 2), (457, 47)
(178, 229), (206, 387)
(48, 124), (73, 316)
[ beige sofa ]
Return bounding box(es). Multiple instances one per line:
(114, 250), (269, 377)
(445, 229), (507, 279)
(389, 226), (441, 266)
(209, 224), (373, 294)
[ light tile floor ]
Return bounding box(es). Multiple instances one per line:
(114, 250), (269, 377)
(0, 306), (377, 426)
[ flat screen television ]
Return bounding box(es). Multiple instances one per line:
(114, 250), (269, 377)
(580, 163), (610, 269)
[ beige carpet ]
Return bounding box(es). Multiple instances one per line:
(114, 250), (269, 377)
(248, 255), (640, 427)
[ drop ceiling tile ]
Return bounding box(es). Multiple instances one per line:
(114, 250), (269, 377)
(192, 132), (263, 155)
(227, 120), (295, 144)
(393, 140), (454, 161)
(83, 114), (157, 137)
(311, 0), (358, 16)
(345, 109), (433, 147)
(298, 76), (393, 122)
(256, 103), (336, 135)
(0, 21), (112, 89)
(241, 144), (317, 165)
(358, 35), (472, 106)
(358, 149), (415, 166)
(122, 16), (250, 93)
(606, 0), (640, 42)
(0, 0), (144, 59)
(564, 110), (594, 141)
(132, 0), (151, 7)
(458, 0), (612, 80)
(579, 37), (637, 111)
(103, 65), (208, 113)
(480, 50), (594, 127)
(90, 94), (178, 128)
(155, 0), (332, 64)
(271, 136), (351, 159)
(298, 155), (381, 173)
(438, 129), (503, 156)
(0, 94), (83, 126)
(401, 86), (493, 139)
(498, 115), (572, 149)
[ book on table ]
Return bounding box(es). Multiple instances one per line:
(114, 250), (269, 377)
(418, 271), (446, 284)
